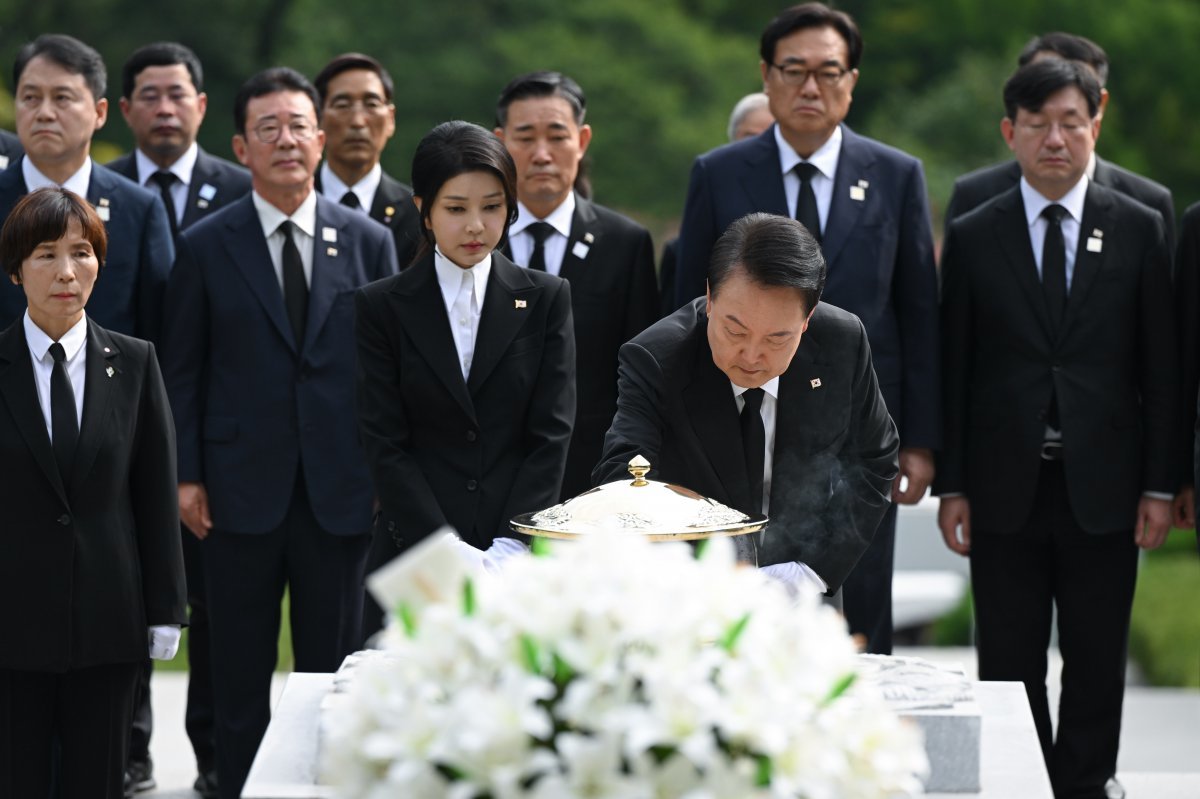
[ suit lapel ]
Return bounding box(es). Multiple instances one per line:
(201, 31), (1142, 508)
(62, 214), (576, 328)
(181, 150), (218, 228)
(220, 197), (298, 352)
(0, 321), (67, 504)
(304, 200), (352, 352)
(991, 188), (1054, 341)
(393, 257), (475, 419)
(1061, 185), (1110, 336)
(739, 129), (789, 216)
(468, 254), (542, 395)
(559, 195), (597, 285)
(370, 174), (409, 229)
(85, 165), (119, 226)
(821, 126), (874, 269)
(683, 331), (752, 511)
(71, 322), (119, 487)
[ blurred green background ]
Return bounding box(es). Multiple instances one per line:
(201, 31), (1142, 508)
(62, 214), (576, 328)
(2, 0), (1199, 242)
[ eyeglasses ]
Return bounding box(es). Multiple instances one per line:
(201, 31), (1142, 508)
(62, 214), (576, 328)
(770, 63), (849, 88)
(251, 119), (318, 144)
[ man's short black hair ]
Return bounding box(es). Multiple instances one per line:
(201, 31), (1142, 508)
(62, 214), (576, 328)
(495, 71), (586, 128)
(709, 213), (826, 314)
(1018, 32), (1109, 87)
(760, 3), (863, 71)
(121, 42), (203, 99)
(14, 34), (106, 100)
(233, 67), (321, 135)
(313, 53), (394, 107)
(1003, 59), (1102, 122)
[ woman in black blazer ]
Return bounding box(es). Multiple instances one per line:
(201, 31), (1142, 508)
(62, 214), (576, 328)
(356, 122), (576, 635)
(0, 188), (186, 798)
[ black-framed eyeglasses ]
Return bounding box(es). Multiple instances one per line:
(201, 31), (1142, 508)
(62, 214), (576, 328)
(770, 63), (849, 88)
(251, 119), (318, 144)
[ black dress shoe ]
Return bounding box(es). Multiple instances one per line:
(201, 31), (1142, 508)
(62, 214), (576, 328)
(124, 757), (156, 796)
(193, 769), (219, 799)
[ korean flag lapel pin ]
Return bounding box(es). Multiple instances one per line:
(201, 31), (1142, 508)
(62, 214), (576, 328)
(1086, 228), (1104, 253)
(515, 299), (527, 309)
(197, 183), (217, 210)
(849, 179), (868, 202)
(810, 377), (822, 389)
(96, 197), (111, 222)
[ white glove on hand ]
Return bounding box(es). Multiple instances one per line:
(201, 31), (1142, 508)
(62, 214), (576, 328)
(482, 537), (530, 573)
(148, 624), (182, 660)
(759, 561), (827, 600)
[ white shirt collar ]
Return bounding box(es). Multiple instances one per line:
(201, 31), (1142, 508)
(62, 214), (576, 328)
(774, 124), (842, 181)
(434, 246), (491, 303)
(23, 156), (92, 197)
(512, 191), (576, 238)
(731, 375), (780, 401)
(135, 141), (198, 187)
(252, 189), (318, 239)
(24, 309), (88, 361)
(320, 161), (382, 210)
(1019, 173), (1089, 228)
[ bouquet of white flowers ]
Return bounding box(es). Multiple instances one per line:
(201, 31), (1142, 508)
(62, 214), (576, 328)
(321, 535), (927, 798)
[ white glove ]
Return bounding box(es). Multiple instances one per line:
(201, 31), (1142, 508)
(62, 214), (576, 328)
(148, 624), (182, 660)
(759, 561), (828, 599)
(482, 537), (530, 573)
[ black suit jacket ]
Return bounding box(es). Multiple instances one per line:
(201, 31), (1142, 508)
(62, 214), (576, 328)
(0, 318), (186, 672)
(316, 167), (422, 269)
(506, 195), (659, 500)
(937, 182), (1177, 533)
(106, 146), (251, 229)
(673, 125), (940, 450)
(0, 158), (175, 342)
(355, 251), (575, 553)
(594, 298), (898, 592)
(1178, 202), (1200, 489)
(945, 156), (1175, 250)
(0, 129), (22, 170)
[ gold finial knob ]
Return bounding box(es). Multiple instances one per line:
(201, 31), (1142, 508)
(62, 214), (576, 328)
(628, 455), (651, 486)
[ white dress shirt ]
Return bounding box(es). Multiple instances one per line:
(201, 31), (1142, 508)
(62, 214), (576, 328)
(775, 124), (842, 234)
(434, 247), (491, 379)
(1020, 174), (1088, 290)
(24, 311), (87, 437)
(320, 161), (381, 213)
(252, 190), (317, 289)
(23, 157), (91, 196)
(509, 193), (576, 276)
(135, 142), (197, 225)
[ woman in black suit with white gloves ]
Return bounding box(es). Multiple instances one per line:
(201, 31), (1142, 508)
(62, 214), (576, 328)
(0, 188), (185, 798)
(356, 121), (576, 636)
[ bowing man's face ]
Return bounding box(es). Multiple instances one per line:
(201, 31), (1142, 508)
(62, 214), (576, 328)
(706, 267), (811, 389)
(14, 218), (100, 338)
(1002, 85), (1099, 201)
(414, 170), (508, 269)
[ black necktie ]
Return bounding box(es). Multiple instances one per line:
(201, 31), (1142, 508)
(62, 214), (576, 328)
(151, 171), (179, 239)
(49, 342), (78, 486)
(794, 162), (822, 243)
(279, 221), (308, 343)
(526, 221), (554, 272)
(340, 191), (361, 210)
(740, 388), (766, 514)
(1042, 204), (1068, 334)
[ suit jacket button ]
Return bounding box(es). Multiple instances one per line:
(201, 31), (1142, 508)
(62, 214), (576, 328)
(57, 514), (71, 526)
(466, 479), (478, 491)
(387, 521), (396, 532)
(466, 430), (477, 442)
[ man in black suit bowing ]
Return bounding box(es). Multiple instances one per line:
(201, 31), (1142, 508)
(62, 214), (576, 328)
(0, 34), (175, 342)
(161, 68), (398, 799)
(937, 60), (1176, 799)
(108, 41), (249, 798)
(596, 213), (898, 597)
(671, 3), (939, 653)
(494, 71), (659, 500)
(313, 53), (422, 269)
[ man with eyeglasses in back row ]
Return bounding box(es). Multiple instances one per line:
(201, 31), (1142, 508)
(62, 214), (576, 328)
(670, 2), (940, 654)
(159, 67), (398, 799)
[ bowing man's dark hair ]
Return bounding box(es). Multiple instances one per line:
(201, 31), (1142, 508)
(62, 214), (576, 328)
(410, 121), (519, 257)
(233, 67), (321, 135)
(708, 213), (826, 315)
(313, 53), (395, 107)
(1003, 58), (1102, 121)
(494, 71), (586, 128)
(14, 34), (107, 100)
(121, 41), (204, 99)
(1, 188), (108, 281)
(760, 3), (863, 70)
(1018, 32), (1109, 87)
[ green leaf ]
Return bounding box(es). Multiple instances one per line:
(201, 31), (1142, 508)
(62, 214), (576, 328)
(396, 602), (417, 639)
(462, 577), (476, 617)
(531, 536), (552, 557)
(520, 634), (541, 674)
(719, 612), (751, 653)
(822, 672), (857, 706)
(755, 754), (772, 787)
(552, 652), (575, 686)
(693, 538), (709, 559)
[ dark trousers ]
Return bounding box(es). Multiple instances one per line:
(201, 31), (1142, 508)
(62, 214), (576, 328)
(970, 460), (1137, 799)
(127, 528), (216, 774)
(205, 473), (369, 799)
(0, 662), (138, 799)
(843, 502), (897, 654)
